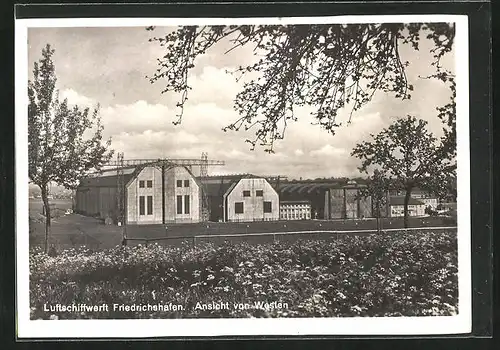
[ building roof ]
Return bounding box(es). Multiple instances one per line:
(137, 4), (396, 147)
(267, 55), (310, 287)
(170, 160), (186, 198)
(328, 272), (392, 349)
(200, 181), (236, 197)
(197, 174), (261, 182)
(389, 196), (425, 206)
(98, 167), (137, 176)
(277, 181), (367, 197)
(78, 173), (136, 188)
(198, 174), (268, 197)
(78, 165), (201, 189)
(279, 183), (337, 195)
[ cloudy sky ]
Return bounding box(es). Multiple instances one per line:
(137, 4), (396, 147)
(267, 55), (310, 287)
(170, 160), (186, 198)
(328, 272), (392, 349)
(27, 24), (455, 180)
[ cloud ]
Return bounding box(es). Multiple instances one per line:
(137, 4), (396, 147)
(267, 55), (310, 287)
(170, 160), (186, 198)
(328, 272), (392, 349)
(27, 26), (456, 180)
(60, 88), (96, 107)
(310, 144), (347, 157)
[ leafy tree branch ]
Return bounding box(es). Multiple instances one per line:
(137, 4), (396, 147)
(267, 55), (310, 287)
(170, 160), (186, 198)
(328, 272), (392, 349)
(147, 23), (455, 152)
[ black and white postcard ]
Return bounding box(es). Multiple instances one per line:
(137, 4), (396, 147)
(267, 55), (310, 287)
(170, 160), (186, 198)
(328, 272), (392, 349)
(16, 15), (471, 338)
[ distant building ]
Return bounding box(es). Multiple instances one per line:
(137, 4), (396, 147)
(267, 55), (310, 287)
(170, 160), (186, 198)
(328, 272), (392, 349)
(326, 180), (373, 219)
(411, 189), (439, 209)
(198, 174), (280, 222)
(389, 188), (439, 210)
(280, 200), (312, 220)
(389, 196), (426, 217)
(278, 182), (338, 220)
(75, 165), (203, 225)
(278, 180), (373, 219)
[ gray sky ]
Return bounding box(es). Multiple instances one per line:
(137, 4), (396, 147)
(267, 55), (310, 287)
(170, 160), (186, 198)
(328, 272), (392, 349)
(27, 25), (455, 179)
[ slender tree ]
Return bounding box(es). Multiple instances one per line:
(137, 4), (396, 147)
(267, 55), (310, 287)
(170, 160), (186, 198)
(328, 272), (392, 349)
(357, 169), (389, 233)
(351, 115), (455, 228)
(28, 44), (114, 253)
(146, 23), (454, 152)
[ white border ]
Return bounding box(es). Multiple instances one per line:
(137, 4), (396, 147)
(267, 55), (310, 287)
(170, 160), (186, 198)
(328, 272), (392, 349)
(16, 15), (471, 338)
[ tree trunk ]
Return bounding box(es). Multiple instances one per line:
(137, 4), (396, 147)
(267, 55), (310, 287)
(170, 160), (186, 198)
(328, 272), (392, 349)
(40, 183), (51, 254)
(403, 187), (413, 229)
(376, 198), (381, 233)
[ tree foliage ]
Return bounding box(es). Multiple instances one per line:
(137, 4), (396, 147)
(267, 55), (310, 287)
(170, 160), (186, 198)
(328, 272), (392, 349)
(147, 23), (455, 152)
(28, 44), (114, 253)
(351, 115), (455, 228)
(357, 169), (390, 231)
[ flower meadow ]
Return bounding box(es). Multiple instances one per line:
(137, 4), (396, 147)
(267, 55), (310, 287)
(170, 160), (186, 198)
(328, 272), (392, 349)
(29, 230), (458, 319)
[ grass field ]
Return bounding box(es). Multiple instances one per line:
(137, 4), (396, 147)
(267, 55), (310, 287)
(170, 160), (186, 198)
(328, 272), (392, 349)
(28, 198), (456, 251)
(29, 198), (73, 215)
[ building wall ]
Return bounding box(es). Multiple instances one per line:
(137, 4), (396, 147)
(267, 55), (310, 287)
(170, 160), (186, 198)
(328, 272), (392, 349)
(345, 188), (358, 219)
(166, 166), (201, 223)
(127, 166), (201, 224)
(207, 195), (223, 222)
(280, 202), (311, 220)
(418, 197), (438, 209)
(358, 196), (372, 218)
(390, 204), (426, 217)
(126, 166), (163, 224)
(75, 186), (100, 217)
(323, 188), (373, 219)
(98, 187), (116, 219)
(325, 188), (344, 219)
(393, 190), (439, 210)
(225, 178), (279, 222)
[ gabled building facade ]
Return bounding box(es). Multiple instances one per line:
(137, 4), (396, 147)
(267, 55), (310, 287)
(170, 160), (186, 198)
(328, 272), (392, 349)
(198, 174), (280, 222)
(75, 165), (203, 225)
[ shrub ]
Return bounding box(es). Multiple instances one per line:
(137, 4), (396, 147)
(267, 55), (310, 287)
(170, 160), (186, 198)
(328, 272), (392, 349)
(29, 230), (458, 319)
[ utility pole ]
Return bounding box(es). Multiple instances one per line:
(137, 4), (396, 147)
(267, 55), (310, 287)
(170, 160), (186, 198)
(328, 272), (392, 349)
(116, 152), (127, 245)
(200, 152), (208, 177)
(200, 152), (210, 221)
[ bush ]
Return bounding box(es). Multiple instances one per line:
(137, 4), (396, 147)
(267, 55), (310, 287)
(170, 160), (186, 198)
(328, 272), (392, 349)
(29, 230), (458, 319)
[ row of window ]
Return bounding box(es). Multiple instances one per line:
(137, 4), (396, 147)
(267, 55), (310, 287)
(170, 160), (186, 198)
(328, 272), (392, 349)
(280, 206), (310, 211)
(177, 180), (190, 188)
(281, 213), (311, 219)
(242, 190), (264, 197)
(391, 208), (419, 215)
(138, 195), (191, 216)
(234, 201), (272, 214)
(139, 180), (153, 188)
(139, 179), (190, 188)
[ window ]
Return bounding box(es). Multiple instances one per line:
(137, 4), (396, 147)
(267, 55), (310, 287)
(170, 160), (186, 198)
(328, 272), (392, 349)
(147, 180), (153, 188)
(139, 196), (145, 215)
(256, 190), (263, 197)
(243, 190), (251, 197)
(184, 180), (190, 187)
(147, 196), (153, 215)
(235, 202), (244, 214)
(176, 180), (182, 188)
(139, 180), (145, 188)
(264, 201), (272, 213)
(184, 195), (190, 214)
(177, 195), (183, 214)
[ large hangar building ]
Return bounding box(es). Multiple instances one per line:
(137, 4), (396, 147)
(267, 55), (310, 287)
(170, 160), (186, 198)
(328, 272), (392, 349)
(198, 174), (280, 222)
(75, 169), (280, 224)
(75, 165), (203, 225)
